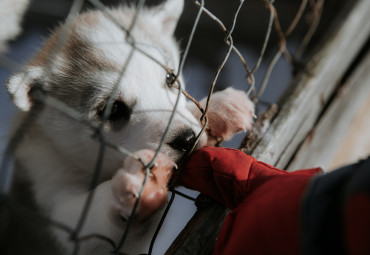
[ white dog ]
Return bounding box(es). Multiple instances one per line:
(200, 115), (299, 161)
(3, 0), (254, 254)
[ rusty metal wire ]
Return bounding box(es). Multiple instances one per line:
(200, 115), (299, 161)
(0, 0), (324, 254)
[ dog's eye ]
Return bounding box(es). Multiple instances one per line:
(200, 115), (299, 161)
(166, 72), (176, 87)
(97, 100), (132, 124)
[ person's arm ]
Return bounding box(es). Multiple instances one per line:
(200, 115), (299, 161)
(179, 146), (322, 209)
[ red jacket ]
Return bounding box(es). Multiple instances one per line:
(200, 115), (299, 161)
(179, 146), (370, 255)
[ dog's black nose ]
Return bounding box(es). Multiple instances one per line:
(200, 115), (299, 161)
(168, 129), (198, 153)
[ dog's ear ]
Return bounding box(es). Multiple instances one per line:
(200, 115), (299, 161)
(6, 66), (44, 111)
(150, 0), (184, 35)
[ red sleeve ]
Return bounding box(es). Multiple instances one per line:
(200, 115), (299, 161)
(179, 146), (322, 209)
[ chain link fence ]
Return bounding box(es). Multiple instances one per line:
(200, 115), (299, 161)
(0, 0), (344, 254)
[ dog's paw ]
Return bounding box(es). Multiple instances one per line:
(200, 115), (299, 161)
(199, 88), (255, 145)
(111, 150), (175, 221)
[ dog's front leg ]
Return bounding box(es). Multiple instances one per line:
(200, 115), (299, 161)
(51, 150), (175, 255)
(187, 87), (255, 146)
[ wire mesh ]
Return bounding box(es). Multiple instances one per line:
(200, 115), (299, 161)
(0, 0), (324, 254)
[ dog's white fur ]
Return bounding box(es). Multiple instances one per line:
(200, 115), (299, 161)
(5, 0), (254, 254)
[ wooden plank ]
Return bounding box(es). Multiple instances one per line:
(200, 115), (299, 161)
(239, 104), (279, 155)
(166, 0), (370, 253)
(288, 50), (370, 171)
(254, 0), (370, 169)
(327, 98), (370, 170)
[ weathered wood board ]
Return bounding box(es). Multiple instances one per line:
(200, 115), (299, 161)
(288, 50), (370, 171)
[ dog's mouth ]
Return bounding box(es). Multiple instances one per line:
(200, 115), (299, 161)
(115, 150), (179, 222)
(113, 127), (204, 222)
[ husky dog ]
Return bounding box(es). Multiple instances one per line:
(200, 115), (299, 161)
(3, 0), (254, 254)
